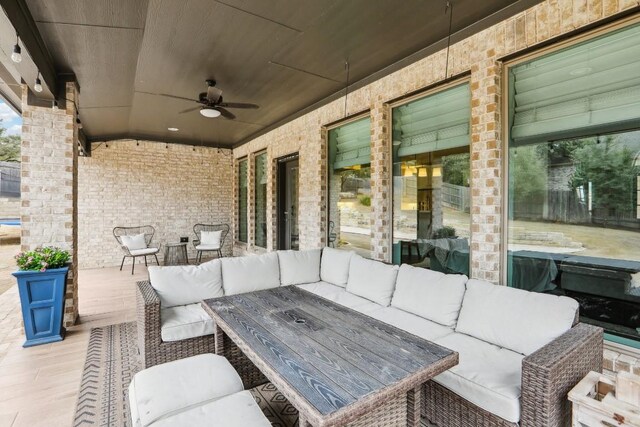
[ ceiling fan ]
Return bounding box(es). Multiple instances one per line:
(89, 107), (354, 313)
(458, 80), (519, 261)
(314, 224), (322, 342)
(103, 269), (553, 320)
(141, 80), (259, 119)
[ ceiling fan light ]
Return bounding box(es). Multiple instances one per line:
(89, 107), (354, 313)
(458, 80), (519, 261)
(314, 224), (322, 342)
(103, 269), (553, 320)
(200, 108), (221, 118)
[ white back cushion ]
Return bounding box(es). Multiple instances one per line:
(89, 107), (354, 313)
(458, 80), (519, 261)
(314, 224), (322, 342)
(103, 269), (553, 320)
(221, 252), (280, 295)
(200, 230), (222, 248)
(121, 233), (147, 250)
(320, 247), (354, 287)
(278, 249), (321, 286)
(391, 264), (467, 327)
(148, 260), (223, 308)
(455, 279), (579, 355)
(346, 255), (399, 306)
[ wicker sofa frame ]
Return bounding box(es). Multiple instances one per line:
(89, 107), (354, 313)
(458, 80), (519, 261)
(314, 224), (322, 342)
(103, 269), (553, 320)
(136, 280), (216, 368)
(136, 277), (603, 425)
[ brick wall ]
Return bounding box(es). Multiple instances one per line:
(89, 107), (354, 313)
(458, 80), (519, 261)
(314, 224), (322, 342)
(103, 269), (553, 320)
(231, 0), (640, 367)
(77, 140), (233, 268)
(21, 82), (79, 326)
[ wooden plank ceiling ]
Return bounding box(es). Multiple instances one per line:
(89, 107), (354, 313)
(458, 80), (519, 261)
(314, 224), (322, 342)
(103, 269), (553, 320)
(24, 0), (542, 148)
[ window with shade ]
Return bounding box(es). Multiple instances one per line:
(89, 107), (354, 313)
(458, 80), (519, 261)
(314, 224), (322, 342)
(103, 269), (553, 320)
(327, 116), (372, 258)
(254, 152), (268, 248)
(391, 83), (471, 275)
(237, 158), (248, 243)
(506, 22), (640, 346)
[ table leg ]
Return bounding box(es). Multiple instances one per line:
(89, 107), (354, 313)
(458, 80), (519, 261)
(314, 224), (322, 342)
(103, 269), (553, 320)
(407, 386), (422, 427)
(214, 326), (225, 355)
(298, 413), (312, 427)
(183, 245), (189, 264)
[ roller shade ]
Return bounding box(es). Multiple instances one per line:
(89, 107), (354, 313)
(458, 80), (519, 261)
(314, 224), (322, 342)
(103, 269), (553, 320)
(510, 23), (640, 146)
(329, 117), (371, 170)
(393, 83), (470, 157)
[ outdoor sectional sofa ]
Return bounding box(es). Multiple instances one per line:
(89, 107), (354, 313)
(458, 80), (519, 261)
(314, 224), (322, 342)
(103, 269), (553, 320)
(136, 247), (603, 427)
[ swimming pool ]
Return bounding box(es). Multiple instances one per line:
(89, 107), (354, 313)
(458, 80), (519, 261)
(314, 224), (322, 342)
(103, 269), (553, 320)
(0, 219), (20, 226)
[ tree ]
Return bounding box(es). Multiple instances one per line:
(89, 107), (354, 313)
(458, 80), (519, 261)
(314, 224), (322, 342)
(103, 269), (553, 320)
(442, 153), (470, 187)
(569, 136), (639, 216)
(511, 144), (547, 207)
(0, 121), (20, 162)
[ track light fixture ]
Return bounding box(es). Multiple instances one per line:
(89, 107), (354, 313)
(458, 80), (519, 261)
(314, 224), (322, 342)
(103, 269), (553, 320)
(34, 72), (43, 93)
(11, 34), (22, 63)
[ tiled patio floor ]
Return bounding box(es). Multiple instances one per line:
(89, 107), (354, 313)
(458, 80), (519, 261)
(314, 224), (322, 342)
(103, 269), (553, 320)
(0, 265), (145, 427)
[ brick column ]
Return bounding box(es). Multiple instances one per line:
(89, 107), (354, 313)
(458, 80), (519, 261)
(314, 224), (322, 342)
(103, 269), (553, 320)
(370, 99), (391, 262)
(21, 81), (79, 326)
(469, 49), (502, 283)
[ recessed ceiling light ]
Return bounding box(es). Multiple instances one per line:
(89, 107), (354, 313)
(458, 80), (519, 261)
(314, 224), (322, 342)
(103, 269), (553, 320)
(167, 127), (179, 132)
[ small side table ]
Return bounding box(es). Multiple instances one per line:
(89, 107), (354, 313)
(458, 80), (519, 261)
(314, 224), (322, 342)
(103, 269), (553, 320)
(164, 243), (189, 266)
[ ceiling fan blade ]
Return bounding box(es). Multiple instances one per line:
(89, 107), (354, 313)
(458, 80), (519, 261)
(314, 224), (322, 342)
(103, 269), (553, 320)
(216, 107), (236, 120)
(217, 102), (259, 109)
(207, 86), (222, 103)
(179, 106), (201, 114)
(137, 91), (198, 102)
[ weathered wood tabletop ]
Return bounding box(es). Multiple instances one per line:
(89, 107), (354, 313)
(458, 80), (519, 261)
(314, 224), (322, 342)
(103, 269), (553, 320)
(203, 286), (458, 427)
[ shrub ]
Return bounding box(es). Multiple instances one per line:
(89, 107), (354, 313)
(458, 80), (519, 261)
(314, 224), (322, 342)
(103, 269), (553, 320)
(358, 195), (371, 207)
(433, 226), (456, 239)
(15, 246), (70, 271)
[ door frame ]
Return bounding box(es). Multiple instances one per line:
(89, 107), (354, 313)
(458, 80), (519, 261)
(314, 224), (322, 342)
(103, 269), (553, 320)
(277, 153), (300, 250)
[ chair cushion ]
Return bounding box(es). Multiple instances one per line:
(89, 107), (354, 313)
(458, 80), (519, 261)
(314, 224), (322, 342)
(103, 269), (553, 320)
(160, 303), (215, 342)
(391, 264), (467, 327)
(128, 354), (244, 427)
(200, 230), (222, 248)
(320, 247), (354, 287)
(130, 247), (159, 256)
(121, 233), (147, 250)
(277, 249), (321, 286)
(433, 332), (524, 423)
(152, 391), (271, 427)
(455, 279), (579, 355)
(297, 282), (382, 315)
(195, 244), (221, 251)
(148, 260), (223, 308)
(221, 253), (280, 295)
(367, 306), (454, 342)
(346, 255), (399, 306)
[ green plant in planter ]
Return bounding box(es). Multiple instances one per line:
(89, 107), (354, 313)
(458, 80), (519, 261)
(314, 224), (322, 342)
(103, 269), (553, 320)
(433, 226), (456, 239)
(358, 195), (371, 207)
(15, 246), (70, 272)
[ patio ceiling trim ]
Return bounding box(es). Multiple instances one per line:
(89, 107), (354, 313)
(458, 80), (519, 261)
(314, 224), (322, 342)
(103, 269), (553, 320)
(232, 0), (544, 149)
(0, 0), (58, 99)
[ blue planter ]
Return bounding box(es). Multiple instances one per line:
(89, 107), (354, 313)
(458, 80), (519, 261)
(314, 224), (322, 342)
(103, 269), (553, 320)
(12, 266), (69, 347)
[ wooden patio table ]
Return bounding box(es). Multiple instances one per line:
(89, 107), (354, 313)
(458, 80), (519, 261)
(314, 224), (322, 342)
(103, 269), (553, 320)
(202, 286), (458, 427)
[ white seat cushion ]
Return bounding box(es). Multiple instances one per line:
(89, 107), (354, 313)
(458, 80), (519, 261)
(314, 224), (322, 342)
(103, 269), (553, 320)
(130, 247), (159, 256)
(433, 332), (524, 423)
(320, 247), (354, 287)
(200, 230), (222, 248)
(148, 260), (223, 308)
(152, 391), (271, 427)
(160, 304), (215, 342)
(221, 253), (280, 295)
(367, 306), (454, 342)
(391, 264), (467, 327)
(346, 254), (399, 306)
(297, 282), (382, 315)
(455, 279), (579, 355)
(128, 354), (244, 427)
(195, 244), (221, 251)
(122, 233), (147, 250)
(278, 249), (322, 286)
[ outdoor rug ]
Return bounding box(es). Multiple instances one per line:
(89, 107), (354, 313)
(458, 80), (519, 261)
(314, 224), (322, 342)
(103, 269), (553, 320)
(72, 322), (298, 426)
